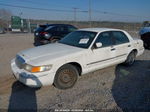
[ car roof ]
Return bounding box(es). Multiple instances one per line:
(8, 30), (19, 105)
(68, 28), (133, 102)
(79, 28), (124, 33)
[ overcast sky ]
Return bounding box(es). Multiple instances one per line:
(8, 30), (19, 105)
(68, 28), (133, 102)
(0, 0), (150, 22)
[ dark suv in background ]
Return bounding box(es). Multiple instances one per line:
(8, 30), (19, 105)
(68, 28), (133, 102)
(139, 22), (150, 49)
(34, 24), (77, 46)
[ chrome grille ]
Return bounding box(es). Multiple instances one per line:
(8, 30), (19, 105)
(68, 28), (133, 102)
(15, 55), (25, 69)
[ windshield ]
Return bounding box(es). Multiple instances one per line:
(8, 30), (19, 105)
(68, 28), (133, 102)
(59, 31), (97, 48)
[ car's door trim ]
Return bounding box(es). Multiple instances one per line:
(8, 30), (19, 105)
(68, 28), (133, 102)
(87, 53), (127, 66)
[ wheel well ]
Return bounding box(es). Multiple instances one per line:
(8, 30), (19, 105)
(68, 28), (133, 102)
(67, 62), (82, 76)
(52, 36), (61, 40)
(132, 49), (138, 55)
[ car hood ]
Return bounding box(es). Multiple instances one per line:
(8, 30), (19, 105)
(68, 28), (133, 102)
(18, 43), (84, 64)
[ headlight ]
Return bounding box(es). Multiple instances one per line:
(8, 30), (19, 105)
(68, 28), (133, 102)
(23, 64), (52, 73)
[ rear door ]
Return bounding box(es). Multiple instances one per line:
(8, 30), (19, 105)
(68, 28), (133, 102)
(111, 31), (131, 62)
(52, 26), (67, 38)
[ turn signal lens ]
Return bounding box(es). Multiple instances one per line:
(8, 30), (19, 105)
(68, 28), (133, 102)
(23, 64), (52, 73)
(31, 66), (41, 72)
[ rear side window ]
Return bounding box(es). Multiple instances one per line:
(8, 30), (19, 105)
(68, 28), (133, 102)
(53, 26), (65, 32)
(112, 31), (129, 45)
(95, 31), (112, 47)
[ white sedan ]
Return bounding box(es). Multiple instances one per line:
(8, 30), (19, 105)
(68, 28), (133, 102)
(11, 28), (144, 89)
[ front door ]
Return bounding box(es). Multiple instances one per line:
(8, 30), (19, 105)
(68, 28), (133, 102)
(85, 31), (116, 72)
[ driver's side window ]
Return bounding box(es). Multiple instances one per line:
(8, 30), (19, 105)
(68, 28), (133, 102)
(94, 31), (112, 48)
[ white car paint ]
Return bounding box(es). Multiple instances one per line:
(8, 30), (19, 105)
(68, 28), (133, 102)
(11, 28), (144, 87)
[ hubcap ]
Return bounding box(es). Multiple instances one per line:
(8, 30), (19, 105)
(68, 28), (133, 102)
(61, 73), (71, 83)
(60, 69), (74, 84)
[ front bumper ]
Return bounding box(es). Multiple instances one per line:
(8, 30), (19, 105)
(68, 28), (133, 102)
(11, 59), (55, 87)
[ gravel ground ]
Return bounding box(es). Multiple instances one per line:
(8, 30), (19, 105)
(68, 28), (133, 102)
(0, 33), (150, 112)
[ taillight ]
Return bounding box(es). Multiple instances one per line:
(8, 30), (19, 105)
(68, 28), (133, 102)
(40, 32), (48, 35)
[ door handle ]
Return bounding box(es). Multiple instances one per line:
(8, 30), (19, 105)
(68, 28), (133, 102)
(111, 48), (116, 51)
(128, 45), (131, 47)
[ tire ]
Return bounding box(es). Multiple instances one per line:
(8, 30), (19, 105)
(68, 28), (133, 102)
(144, 42), (148, 49)
(54, 64), (78, 89)
(51, 38), (59, 43)
(144, 42), (150, 49)
(124, 51), (136, 66)
(34, 37), (42, 46)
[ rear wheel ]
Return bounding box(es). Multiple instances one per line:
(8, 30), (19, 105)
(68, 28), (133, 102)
(124, 51), (136, 66)
(51, 38), (59, 43)
(54, 64), (78, 89)
(34, 37), (42, 46)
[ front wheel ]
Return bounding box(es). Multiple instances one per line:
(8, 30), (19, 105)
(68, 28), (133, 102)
(124, 51), (136, 66)
(54, 64), (78, 89)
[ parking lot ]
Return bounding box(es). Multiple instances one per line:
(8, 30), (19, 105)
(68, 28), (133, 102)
(0, 33), (150, 111)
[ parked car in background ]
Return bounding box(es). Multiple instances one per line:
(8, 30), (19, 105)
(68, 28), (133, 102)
(34, 24), (77, 46)
(0, 27), (5, 34)
(11, 28), (144, 89)
(139, 22), (150, 49)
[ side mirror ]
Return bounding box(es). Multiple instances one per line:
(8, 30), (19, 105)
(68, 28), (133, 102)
(95, 42), (102, 48)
